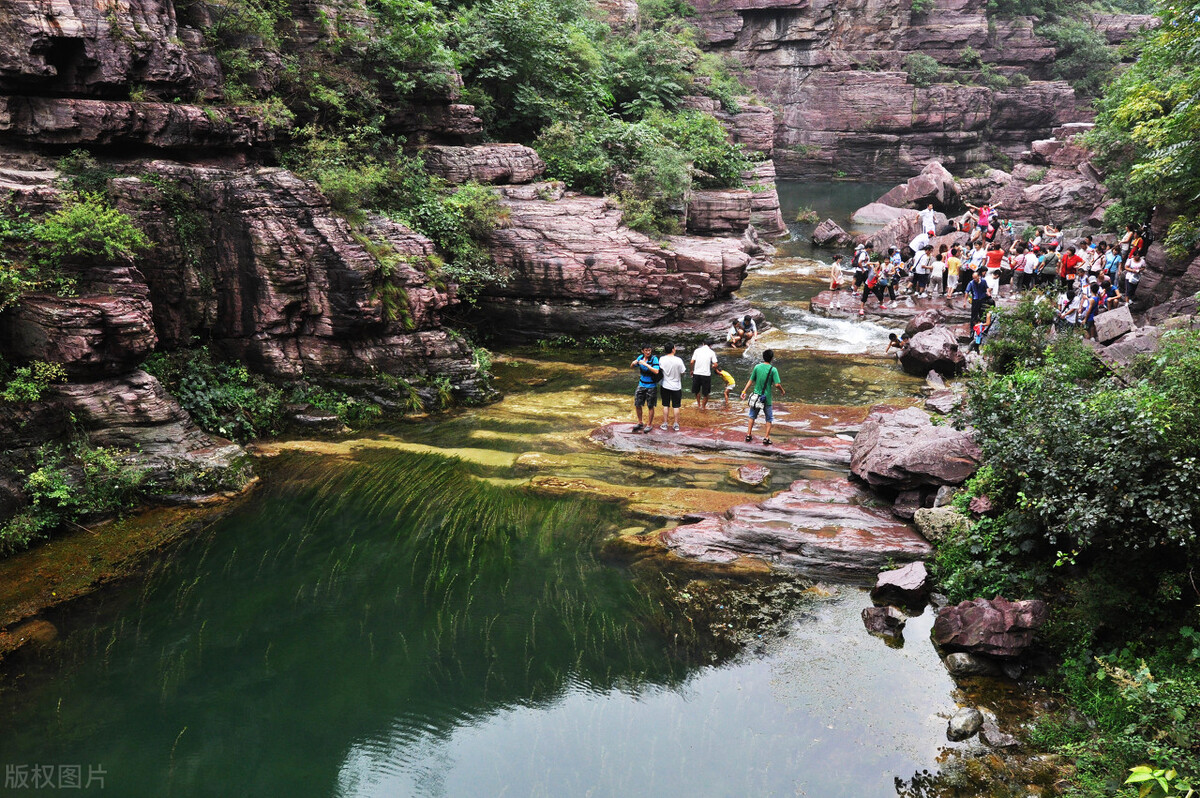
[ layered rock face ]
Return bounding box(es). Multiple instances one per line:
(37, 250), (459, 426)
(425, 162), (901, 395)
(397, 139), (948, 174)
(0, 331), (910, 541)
(478, 182), (754, 337)
(692, 0), (1155, 178)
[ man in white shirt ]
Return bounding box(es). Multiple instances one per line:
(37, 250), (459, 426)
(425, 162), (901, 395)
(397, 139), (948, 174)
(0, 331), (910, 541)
(919, 204), (937, 237)
(912, 245), (932, 297)
(689, 340), (720, 411)
(658, 343), (688, 431)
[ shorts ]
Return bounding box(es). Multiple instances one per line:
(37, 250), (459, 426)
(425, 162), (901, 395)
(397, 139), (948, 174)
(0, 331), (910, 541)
(691, 374), (712, 397)
(634, 385), (658, 408)
(660, 387), (682, 408)
(747, 403), (774, 422)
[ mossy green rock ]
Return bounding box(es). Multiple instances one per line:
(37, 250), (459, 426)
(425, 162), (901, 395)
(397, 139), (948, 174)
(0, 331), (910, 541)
(913, 505), (968, 542)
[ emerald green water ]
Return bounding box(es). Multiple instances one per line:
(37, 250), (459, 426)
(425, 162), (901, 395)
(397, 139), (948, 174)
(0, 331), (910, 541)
(0, 183), (963, 797)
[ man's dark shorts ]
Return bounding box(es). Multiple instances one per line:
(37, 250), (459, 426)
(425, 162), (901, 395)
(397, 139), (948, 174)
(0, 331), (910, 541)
(691, 374), (712, 397)
(634, 385), (658, 408)
(660, 388), (682, 408)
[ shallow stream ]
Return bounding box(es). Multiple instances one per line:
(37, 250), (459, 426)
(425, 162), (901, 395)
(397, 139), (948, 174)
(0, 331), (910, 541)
(0, 184), (975, 797)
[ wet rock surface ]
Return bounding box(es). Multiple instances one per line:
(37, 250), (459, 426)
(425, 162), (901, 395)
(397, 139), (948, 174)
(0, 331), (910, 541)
(870, 561), (930, 607)
(812, 218), (853, 247)
(659, 477), (932, 578)
(731, 463), (772, 488)
(900, 326), (966, 378)
(934, 597), (1049, 658)
(944, 651), (1003, 678)
(592, 422), (853, 468)
(947, 707), (984, 741)
(851, 405), (981, 490)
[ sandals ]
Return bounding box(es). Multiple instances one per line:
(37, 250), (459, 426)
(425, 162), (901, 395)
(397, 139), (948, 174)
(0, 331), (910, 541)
(762, 438), (773, 446)
(745, 434), (752, 442)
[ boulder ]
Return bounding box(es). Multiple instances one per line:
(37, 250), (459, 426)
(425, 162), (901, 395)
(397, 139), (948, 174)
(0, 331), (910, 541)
(1093, 305), (1134, 344)
(969, 495), (995, 515)
(924, 389), (961, 415)
(870, 561), (930, 607)
(980, 713), (1021, 748)
(944, 651), (1002, 677)
(905, 309), (945, 338)
(731, 463), (771, 488)
(659, 478), (933, 579)
(876, 162), (960, 212)
(947, 707), (984, 742)
(862, 605), (907, 637)
(851, 406), (982, 490)
(851, 203), (913, 226)
(933, 597), (1049, 658)
(893, 489), (922, 519)
(812, 218), (854, 247)
(925, 370), (946, 388)
(900, 327), (966, 378)
(913, 506), (968, 543)
(1093, 326), (1160, 371)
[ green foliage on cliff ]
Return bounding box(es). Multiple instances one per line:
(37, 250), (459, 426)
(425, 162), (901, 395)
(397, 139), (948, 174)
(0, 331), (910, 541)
(1090, 1), (1200, 232)
(535, 109), (750, 233)
(0, 360), (67, 403)
(31, 193), (151, 265)
(0, 442), (149, 554)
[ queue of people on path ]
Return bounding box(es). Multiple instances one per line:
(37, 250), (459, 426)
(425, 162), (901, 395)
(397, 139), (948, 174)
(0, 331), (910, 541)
(838, 203), (1152, 342)
(630, 338), (781, 445)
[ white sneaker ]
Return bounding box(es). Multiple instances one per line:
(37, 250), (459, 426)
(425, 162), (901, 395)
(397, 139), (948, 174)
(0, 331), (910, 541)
(673, 423), (680, 431)
(660, 423), (668, 430)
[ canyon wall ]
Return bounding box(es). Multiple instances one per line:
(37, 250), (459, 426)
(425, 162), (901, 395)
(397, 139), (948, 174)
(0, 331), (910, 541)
(692, 0), (1155, 179)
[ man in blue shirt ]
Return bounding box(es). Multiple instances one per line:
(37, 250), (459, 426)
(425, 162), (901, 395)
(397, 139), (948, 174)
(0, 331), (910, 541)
(964, 270), (990, 326)
(630, 345), (660, 433)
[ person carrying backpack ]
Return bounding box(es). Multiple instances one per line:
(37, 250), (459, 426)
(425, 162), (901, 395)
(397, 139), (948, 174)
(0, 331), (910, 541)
(630, 345), (661, 432)
(740, 349), (785, 446)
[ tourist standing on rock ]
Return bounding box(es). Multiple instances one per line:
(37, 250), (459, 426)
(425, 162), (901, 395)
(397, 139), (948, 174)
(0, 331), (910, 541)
(1018, 244), (1038, 291)
(741, 349), (784, 446)
(1122, 252), (1145, 300)
(919, 203), (937, 237)
(968, 241), (987, 275)
(1060, 246), (1083, 289)
(630, 345), (661, 433)
(930, 253), (946, 297)
(1083, 284), (1103, 340)
(852, 244), (870, 292)
(965, 270), (990, 326)
(984, 244), (1004, 297)
(946, 246), (963, 295)
(658, 343), (687, 432)
(690, 339), (719, 411)
(1056, 287), (1081, 331)
(913, 244), (933, 298)
(859, 261), (887, 315)
(970, 303), (996, 353)
(1119, 224), (1136, 262)
(829, 254), (845, 290)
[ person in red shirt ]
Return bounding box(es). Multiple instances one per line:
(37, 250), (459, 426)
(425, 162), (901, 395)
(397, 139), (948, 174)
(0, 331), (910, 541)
(1059, 246), (1084, 288)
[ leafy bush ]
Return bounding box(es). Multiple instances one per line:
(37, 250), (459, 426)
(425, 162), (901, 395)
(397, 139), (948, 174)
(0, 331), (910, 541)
(910, 0), (934, 14)
(57, 150), (118, 195)
(903, 53), (943, 87)
(1038, 19), (1119, 97)
(1089, 2), (1200, 223)
(0, 361), (67, 403)
(291, 385), (383, 427)
(1164, 215), (1200, 262)
(0, 441), (149, 554)
(31, 193), (151, 265)
(142, 347), (285, 441)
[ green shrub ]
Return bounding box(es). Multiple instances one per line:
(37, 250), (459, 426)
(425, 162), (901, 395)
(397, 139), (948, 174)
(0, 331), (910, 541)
(142, 347), (285, 441)
(290, 384), (383, 427)
(910, 0), (934, 14)
(32, 193), (151, 265)
(0, 441), (149, 554)
(0, 361), (67, 403)
(57, 150), (117, 195)
(903, 53), (943, 87)
(1038, 19), (1119, 97)
(1164, 215), (1200, 262)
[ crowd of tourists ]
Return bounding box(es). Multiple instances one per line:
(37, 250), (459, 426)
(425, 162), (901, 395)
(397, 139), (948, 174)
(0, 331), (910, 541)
(630, 338), (783, 445)
(832, 202), (1151, 340)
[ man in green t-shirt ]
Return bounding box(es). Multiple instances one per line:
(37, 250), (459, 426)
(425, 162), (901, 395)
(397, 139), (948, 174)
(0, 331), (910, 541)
(739, 349), (784, 445)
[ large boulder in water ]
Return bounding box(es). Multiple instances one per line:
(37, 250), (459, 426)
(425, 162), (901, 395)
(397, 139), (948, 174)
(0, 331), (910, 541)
(876, 162), (960, 212)
(870, 561), (930, 607)
(905, 309), (946, 338)
(900, 327), (966, 378)
(812, 218), (853, 247)
(851, 406), (981, 489)
(933, 597), (1048, 658)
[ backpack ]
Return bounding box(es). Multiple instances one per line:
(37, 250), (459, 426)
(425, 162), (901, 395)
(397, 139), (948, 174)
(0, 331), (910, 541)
(650, 357), (664, 383)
